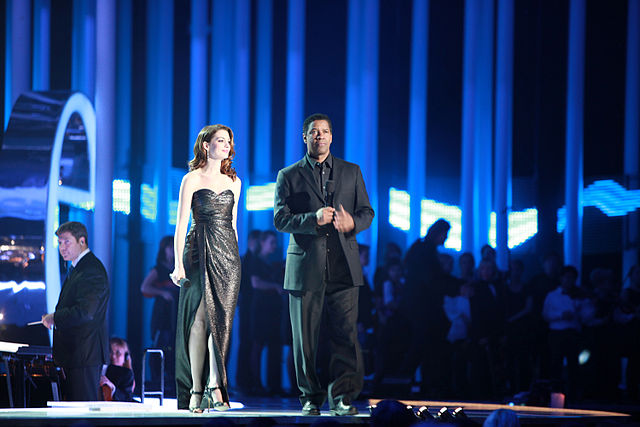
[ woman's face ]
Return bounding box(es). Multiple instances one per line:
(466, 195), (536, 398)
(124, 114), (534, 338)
(110, 343), (127, 366)
(388, 264), (403, 282)
(204, 129), (231, 161)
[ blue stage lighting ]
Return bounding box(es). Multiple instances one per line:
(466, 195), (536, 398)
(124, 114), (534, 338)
(557, 179), (640, 232)
(389, 188), (411, 231)
(246, 183), (277, 211)
(112, 179), (131, 215)
(421, 199), (462, 251)
(0, 280), (46, 294)
(169, 200), (178, 225)
(140, 183), (157, 222)
(390, 191), (538, 251)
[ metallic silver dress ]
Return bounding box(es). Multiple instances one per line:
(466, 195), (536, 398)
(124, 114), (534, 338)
(175, 188), (241, 409)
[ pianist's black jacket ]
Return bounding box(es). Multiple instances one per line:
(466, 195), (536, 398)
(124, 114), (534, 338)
(53, 251), (110, 368)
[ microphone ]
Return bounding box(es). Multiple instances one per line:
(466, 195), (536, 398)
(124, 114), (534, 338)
(179, 277), (191, 288)
(324, 180), (335, 207)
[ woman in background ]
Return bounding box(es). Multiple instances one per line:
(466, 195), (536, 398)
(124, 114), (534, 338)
(141, 235), (179, 396)
(101, 337), (135, 402)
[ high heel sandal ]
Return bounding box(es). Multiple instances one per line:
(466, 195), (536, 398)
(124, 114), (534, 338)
(201, 386), (230, 412)
(189, 390), (204, 413)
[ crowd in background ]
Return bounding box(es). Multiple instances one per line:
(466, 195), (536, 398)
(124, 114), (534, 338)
(135, 223), (640, 405)
(361, 221), (640, 405)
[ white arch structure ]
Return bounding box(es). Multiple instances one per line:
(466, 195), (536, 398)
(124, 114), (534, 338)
(0, 92), (95, 337)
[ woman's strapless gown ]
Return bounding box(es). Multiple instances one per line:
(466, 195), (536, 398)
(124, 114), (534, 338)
(175, 188), (241, 409)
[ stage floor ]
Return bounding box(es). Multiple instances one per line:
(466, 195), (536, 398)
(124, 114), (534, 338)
(0, 396), (636, 426)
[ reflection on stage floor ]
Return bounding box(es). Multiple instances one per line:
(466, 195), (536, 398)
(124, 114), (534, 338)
(0, 395), (637, 426)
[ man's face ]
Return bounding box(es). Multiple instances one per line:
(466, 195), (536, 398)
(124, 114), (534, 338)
(303, 120), (332, 160)
(261, 235), (278, 256)
(57, 231), (85, 262)
(248, 237), (259, 253)
(478, 262), (495, 281)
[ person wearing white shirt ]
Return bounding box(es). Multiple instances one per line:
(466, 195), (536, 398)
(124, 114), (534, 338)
(542, 265), (584, 400)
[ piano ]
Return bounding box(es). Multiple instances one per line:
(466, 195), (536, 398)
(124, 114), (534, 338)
(0, 341), (58, 408)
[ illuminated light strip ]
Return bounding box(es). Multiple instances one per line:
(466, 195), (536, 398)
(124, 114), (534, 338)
(389, 191), (537, 251)
(140, 183), (157, 221)
(584, 179), (640, 216)
(421, 199), (462, 251)
(389, 188), (410, 231)
(112, 179), (131, 215)
(557, 179), (640, 232)
(168, 200), (178, 225)
(507, 209), (539, 248)
(246, 182), (277, 211)
(0, 281), (46, 294)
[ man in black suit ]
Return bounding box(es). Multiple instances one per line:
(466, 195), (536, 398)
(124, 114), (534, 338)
(274, 113), (374, 416)
(42, 221), (110, 401)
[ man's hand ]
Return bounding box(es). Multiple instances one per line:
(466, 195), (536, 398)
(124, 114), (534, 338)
(333, 204), (355, 233)
(316, 207), (335, 226)
(42, 313), (54, 330)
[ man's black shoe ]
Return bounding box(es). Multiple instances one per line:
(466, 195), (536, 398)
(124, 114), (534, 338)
(302, 401), (320, 416)
(330, 399), (358, 416)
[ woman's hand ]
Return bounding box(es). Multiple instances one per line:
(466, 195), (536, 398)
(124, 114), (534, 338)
(170, 266), (186, 286)
(100, 375), (115, 391)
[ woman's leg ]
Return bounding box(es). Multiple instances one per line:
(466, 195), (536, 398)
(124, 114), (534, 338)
(206, 334), (227, 405)
(188, 298), (207, 409)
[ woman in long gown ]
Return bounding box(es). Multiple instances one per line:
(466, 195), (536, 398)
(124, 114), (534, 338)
(171, 124), (242, 412)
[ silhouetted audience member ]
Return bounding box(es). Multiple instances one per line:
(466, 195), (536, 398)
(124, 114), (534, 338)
(616, 264), (640, 401)
(374, 257), (410, 391)
(357, 244), (376, 377)
(528, 252), (562, 379)
(580, 268), (619, 398)
(140, 235), (178, 396)
(483, 409), (520, 427)
(249, 230), (284, 394)
(504, 259), (534, 394)
(444, 281), (472, 398)
(468, 259), (505, 398)
(236, 229), (262, 394)
(370, 399), (418, 427)
(374, 242), (403, 298)
(542, 265), (585, 400)
(458, 252), (476, 284)
(402, 219), (451, 396)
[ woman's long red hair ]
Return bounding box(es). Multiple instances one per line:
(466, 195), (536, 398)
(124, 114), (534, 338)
(188, 124), (237, 181)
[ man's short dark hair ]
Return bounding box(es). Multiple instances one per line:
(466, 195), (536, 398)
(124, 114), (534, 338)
(562, 265), (579, 279)
(56, 221), (89, 246)
(248, 229), (262, 241)
(303, 113), (333, 135)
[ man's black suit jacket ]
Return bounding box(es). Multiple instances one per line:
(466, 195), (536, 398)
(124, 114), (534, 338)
(274, 156), (374, 292)
(53, 251), (110, 368)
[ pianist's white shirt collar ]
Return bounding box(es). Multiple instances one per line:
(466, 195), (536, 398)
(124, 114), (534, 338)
(72, 248), (91, 268)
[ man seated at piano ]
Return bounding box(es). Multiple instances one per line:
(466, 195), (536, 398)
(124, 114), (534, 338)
(41, 221), (110, 401)
(100, 337), (135, 401)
